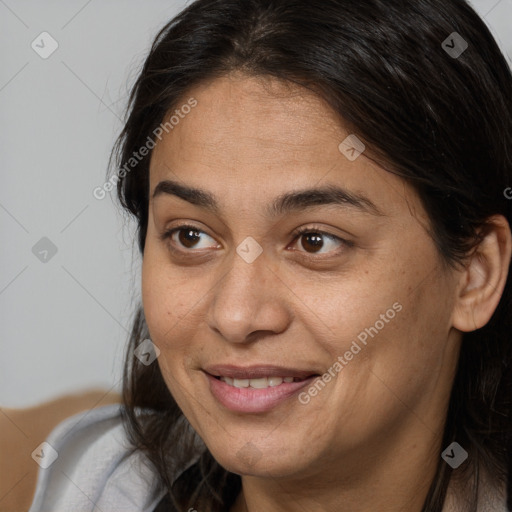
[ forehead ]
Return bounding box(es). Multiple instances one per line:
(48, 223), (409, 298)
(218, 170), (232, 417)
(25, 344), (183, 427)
(151, 73), (344, 170)
(148, 73), (423, 223)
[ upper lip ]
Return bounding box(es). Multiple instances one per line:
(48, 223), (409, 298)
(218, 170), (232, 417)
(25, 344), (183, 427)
(203, 364), (319, 380)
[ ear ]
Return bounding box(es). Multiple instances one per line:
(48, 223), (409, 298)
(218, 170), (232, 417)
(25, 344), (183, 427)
(452, 215), (512, 333)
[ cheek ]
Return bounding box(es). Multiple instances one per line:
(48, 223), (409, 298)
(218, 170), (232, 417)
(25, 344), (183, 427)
(141, 258), (194, 398)
(323, 254), (449, 379)
(141, 245), (187, 351)
(141, 247), (211, 355)
(141, 255), (169, 340)
(362, 271), (455, 403)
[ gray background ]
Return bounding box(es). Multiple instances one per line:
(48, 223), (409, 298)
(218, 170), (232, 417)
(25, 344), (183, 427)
(1, 0), (511, 408)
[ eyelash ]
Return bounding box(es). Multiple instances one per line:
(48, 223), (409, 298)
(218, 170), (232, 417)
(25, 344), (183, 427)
(160, 223), (353, 257)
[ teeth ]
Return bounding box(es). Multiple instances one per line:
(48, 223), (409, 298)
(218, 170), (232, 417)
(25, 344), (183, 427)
(249, 377), (268, 389)
(220, 376), (297, 388)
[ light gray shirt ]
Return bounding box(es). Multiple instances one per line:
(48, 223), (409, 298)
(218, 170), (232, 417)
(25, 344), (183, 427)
(29, 404), (172, 512)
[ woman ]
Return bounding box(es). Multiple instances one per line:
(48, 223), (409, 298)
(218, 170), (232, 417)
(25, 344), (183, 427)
(29, 0), (512, 511)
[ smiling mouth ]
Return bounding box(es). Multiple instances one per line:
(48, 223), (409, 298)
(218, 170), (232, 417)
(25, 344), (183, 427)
(214, 375), (312, 389)
(204, 367), (320, 413)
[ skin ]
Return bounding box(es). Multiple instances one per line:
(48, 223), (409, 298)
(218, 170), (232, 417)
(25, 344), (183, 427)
(141, 72), (511, 512)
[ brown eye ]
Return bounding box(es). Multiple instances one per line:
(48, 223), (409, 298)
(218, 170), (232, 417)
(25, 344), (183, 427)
(300, 233), (324, 253)
(290, 227), (351, 256)
(178, 228), (202, 248)
(162, 225), (219, 252)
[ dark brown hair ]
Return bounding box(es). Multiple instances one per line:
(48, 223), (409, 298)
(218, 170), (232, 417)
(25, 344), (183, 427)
(109, 0), (512, 510)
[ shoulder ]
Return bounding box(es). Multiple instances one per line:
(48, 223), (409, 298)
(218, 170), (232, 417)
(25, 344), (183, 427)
(0, 390), (166, 512)
(0, 389), (122, 512)
(27, 400), (166, 512)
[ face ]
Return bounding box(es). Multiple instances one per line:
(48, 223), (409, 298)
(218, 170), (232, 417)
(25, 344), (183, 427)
(142, 73), (463, 481)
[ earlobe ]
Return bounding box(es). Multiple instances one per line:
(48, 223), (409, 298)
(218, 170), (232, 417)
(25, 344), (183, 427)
(452, 215), (512, 333)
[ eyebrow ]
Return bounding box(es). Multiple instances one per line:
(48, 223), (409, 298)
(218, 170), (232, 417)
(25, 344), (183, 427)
(152, 179), (385, 217)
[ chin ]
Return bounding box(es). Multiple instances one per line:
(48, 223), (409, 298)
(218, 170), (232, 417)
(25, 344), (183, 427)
(204, 435), (308, 478)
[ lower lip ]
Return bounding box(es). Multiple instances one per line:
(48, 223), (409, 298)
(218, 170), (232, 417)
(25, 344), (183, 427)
(205, 373), (317, 413)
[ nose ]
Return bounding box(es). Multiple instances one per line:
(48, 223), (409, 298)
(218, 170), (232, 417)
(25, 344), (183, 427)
(206, 248), (292, 344)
